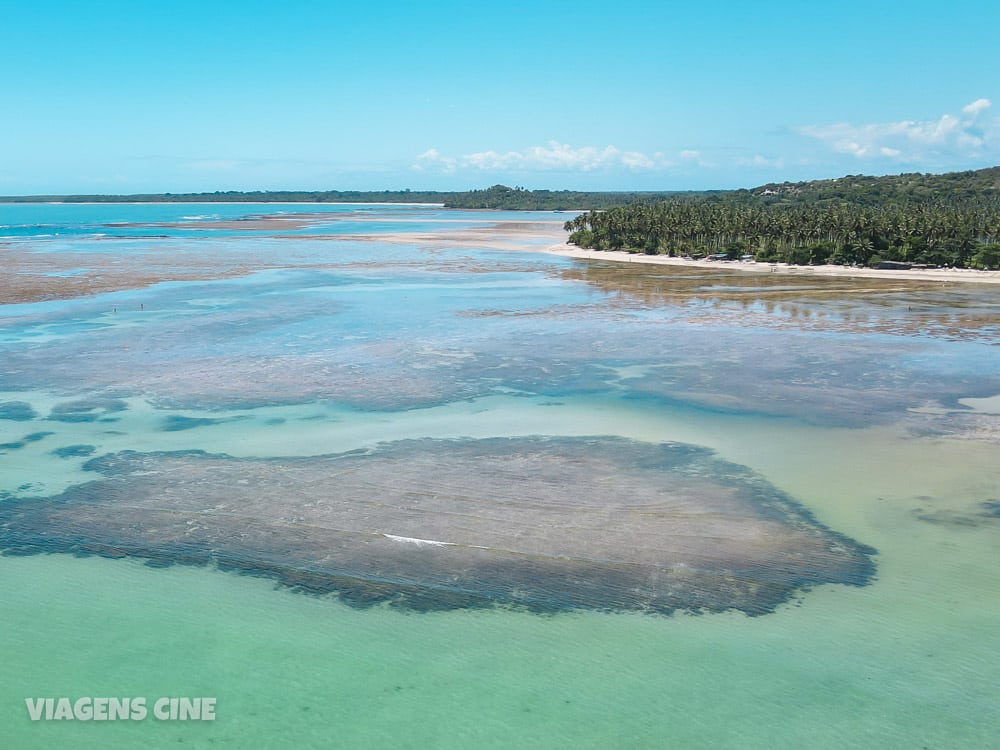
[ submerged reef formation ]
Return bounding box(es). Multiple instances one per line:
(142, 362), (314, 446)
(0, 436), (875, 615)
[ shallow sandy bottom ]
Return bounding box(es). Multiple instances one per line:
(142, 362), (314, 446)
(8, 217), (996, 308)
(0, 220), (567, 304)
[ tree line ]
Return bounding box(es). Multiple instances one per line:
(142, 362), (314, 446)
(0, 184), (685, 210)
(564, 167), (1000, 269)
(441, 184), (689, 210)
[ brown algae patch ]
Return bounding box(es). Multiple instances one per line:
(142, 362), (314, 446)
(560, 262), (1000, 341)
(0, 436), (875, 615)
(0, 219), (566, 305)
(0, 247), (267, 305)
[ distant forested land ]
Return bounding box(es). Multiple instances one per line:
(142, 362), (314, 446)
(0, 185), (687, 210)
(440, 184), (696, 209)
(7, 168), (1000, 268)
(0, 189), (451, 204)
(564, 167), (1000, 269)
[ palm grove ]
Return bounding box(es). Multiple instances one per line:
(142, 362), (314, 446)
(563, 167), (1000, 269)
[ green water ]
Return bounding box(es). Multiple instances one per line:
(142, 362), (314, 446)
(1, 205), (998, 748)
(3, 399), (997, 748)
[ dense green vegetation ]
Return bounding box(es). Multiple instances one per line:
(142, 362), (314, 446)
(565, 167), (1000, 269)
(441, 184), (690, 209)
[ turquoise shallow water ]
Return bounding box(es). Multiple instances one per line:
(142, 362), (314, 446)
(1, 205), (998, 748)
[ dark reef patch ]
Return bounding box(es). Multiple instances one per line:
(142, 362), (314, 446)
(981, 500), (1000, 518)
(912, 499), (1000, 527)
(51, 444), (97, 458)
(0, 401), (38, 421)
(49, 398), (128, 423)
(0, 436), (876, 616)
(912, 509), (982, 527)
(160, 415), (228, 432)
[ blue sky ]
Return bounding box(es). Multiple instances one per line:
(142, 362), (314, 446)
(2, 0), (998, 193)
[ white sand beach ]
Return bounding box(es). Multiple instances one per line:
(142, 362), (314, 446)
(544, 243), (1000, 285)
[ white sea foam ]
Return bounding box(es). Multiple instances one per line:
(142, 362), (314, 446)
(383, 533), (454, 547)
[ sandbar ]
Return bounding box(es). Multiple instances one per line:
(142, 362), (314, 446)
(543, 244), (1000, 284)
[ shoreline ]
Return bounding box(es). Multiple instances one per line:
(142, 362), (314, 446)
(543, 243), (1000, 285)
(2, 201), (448, 207)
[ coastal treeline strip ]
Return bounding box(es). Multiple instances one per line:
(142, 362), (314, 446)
(0, 189), (451, 205)
(441, 184), (694, 210)
(748, 167), (1000, 208)
(564, 167), (1000, 269)
(0, 184), (686, 211)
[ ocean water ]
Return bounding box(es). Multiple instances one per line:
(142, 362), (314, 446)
(0, 204), (998, 748)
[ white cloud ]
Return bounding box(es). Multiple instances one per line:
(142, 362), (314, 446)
(620, 150), (655, 169)
(799, 99), (996, 161)
(963, 98), (991, 116)
(459, 150), (515, 170)
(413, 148), (457, 173)
(414, 142), (798, 175)
(412, 141), (674, 173)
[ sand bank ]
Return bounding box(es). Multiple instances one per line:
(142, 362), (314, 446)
(544, 244), (1000, 285)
